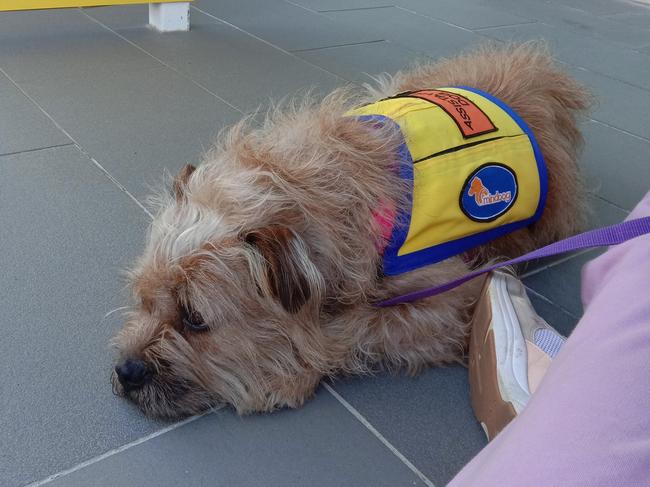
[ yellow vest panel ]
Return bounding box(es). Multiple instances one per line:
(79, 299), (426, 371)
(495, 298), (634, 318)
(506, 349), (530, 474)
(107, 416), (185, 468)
(348, 87), (547, 275)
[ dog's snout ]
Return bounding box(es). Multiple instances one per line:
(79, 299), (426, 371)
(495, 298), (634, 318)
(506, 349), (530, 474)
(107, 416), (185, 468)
(115, 359), (150, 390)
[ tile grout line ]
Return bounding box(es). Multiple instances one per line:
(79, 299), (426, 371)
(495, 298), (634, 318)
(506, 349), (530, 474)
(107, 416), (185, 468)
(577, 67), (650, 95)
(323, 383), (437, 487)
(393, 4), (539, 33)
(22, 411), (211, 487)
(283, 0), (338, 14)
(0, 66), (154, 219)
(84, 2), (353, 90)
(0, 142), (75, 158)
(299, 0), (535, 33)
(520, 191), (632, 279)
(588, 117), (650, 144)
(590, 193), (632, 213)
(316, 5), (395, 13)
(520, 247), (593, 279)
(189, 5), (348, 83)
(567, 47), (650, 93)
(470, 20), (539, 31)
(524, 286), (581, 320)
(79, 8), (246, 116)
(520, 192), (631, 279)
(472, 30), (650, 95)
(23, 386), (436, 487)
(291, 38), (385, 53)
(477, 18), (650, 56)
(393, 5), (473, 33)
(283, 0), (384, 14)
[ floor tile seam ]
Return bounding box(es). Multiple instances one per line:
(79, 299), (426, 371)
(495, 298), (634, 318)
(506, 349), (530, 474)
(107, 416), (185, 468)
(290, 39), (386, 53)
(468, 20), (539, 31)
(395, 4), (544, 34)
(391, 4), (475, 32)
(189, 5), (348, 83)
(282, 0), (327, 14)
(23, 384), (435, 487)
(323, 383), (437, 487)
(587, 193), (634, 213)
(360, 37), (433, 60)
(523, 285), (582, 320)
(578, 67), (650, 94)
(238, 0), (650, 36)
(381, 37), (437, 59)
(601, 10), (650, 25)
(476, 18), (650, 53)
(472, 21), (542, 33)
(520, 247), (594, 280)
(587, 117), (650, 144)
(316, 5), (395, 14)
(0, 142), (75, 159)
(519, 192), (630, 279)
(0, 66), (153, 219)
(339, 37), (437, 74)
(283, 0), (393, 16)
(543, 59), (650, 104)
(78, 8), (246, 116)
(0, 70), (75, 155)
(571, 3), (650, 19)
(346, 41), (434, 86)
(21, 411), (211, 487)
(474, 14), (650, 48)
(389, 5), (539, 33)
(0, 64), (163, 88)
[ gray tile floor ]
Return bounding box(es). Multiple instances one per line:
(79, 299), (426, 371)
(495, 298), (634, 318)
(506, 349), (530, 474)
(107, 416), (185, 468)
(0, 1), (648, 486)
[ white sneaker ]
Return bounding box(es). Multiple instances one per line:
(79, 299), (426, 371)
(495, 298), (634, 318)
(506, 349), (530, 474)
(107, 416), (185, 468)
(468, 271), (566, 441)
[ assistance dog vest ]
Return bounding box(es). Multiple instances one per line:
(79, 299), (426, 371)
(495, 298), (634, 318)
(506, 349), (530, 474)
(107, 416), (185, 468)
(347, 86), (548, 276)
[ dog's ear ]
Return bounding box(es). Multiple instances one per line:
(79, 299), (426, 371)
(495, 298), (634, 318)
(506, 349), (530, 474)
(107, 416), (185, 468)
(245, 226), (320, 314)
(173, 164), (196, 201)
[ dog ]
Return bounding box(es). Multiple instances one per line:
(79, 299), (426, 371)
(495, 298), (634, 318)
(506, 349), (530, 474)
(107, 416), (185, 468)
(112, 43), (589, 418)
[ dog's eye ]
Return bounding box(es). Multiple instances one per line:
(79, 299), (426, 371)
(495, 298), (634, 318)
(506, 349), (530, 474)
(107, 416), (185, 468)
(181, 305), (209, 332)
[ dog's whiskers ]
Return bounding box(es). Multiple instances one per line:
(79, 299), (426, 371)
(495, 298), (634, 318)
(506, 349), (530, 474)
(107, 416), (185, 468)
(103, 306), (132, 321)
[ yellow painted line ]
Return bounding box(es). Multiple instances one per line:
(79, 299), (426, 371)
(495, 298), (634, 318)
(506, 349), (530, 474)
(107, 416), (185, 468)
(1, 0), (191, 11)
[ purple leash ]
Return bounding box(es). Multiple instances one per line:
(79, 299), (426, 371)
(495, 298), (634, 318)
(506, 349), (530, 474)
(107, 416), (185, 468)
(375, 216), (650, 307)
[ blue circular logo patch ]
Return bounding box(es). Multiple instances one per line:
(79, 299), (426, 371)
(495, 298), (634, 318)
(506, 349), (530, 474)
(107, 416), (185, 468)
(460, 163), (518, 222)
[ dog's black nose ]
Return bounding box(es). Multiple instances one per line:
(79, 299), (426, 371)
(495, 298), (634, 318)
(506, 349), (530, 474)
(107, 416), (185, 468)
(115, 359), (150, 390)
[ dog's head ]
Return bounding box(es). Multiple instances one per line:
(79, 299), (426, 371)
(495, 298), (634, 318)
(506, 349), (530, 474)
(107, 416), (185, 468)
(112, 97), (404, 418)
(113, 165), (334, 418)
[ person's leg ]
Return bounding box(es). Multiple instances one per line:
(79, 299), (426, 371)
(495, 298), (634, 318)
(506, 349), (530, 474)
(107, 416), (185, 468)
(450, 191), (650, 486)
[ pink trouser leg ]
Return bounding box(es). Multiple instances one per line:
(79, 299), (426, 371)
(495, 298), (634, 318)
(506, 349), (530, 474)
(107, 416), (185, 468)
(449, 191), (650, 487)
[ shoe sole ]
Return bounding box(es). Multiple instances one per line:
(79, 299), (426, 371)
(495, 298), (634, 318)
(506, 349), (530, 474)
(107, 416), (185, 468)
(469, 273), (530, 441)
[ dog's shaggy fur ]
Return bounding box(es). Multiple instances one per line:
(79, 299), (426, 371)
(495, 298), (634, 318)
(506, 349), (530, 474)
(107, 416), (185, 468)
(112, 43), (589, 418)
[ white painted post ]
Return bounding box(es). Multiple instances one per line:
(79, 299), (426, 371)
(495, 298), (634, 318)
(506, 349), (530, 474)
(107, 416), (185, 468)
(149, 2), (190, 32)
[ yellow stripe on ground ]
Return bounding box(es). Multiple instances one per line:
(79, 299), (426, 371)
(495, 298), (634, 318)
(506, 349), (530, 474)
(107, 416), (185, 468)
(1, 0), (190, 11)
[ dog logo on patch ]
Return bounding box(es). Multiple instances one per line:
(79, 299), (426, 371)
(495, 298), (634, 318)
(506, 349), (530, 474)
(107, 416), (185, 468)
(460, 163), (518, 222)
(468, 177), (490, 205)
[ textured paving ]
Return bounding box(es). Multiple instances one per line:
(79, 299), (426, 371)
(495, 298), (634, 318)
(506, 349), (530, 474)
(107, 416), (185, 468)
(0, 1), (647, 485)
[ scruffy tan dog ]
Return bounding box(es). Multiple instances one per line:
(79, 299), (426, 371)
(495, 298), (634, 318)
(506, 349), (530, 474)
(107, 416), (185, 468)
(112, 43), (589, 418)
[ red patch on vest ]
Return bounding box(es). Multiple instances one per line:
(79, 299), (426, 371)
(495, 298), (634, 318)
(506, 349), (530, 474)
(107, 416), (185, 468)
(405, 89), (497, 138)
